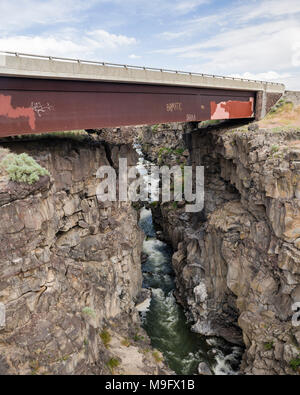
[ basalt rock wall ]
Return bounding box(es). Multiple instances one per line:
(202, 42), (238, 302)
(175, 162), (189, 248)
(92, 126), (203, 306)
(0, 137), (168, 375)
(141, 122), (300, 375)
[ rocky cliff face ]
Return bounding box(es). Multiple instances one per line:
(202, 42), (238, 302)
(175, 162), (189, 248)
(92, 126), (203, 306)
(0, 137), (168, 375)
(141, 121), (300, 375)
(1, 114), (299, 375)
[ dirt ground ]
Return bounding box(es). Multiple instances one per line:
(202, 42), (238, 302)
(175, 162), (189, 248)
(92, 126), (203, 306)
(258, 101), (300, 129)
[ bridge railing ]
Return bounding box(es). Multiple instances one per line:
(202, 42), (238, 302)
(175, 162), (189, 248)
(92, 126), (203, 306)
(0, 50), (285, 87)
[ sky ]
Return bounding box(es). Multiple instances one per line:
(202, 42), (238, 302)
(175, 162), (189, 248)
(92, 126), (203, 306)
(0, 0), (299, 89)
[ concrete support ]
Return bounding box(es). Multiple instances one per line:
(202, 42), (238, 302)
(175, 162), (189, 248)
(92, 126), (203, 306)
(255, 90), (283, 120)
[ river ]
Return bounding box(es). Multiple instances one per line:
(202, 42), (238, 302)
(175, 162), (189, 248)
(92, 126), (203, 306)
(138, 207), (243, 375)
(134, 142), (243, 375)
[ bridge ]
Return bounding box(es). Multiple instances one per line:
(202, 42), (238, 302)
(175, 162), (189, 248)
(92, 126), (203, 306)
(0, 51), (285, 138)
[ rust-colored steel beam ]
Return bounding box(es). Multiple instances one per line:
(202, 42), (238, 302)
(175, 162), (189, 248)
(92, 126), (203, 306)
(0, 77), (256, 137)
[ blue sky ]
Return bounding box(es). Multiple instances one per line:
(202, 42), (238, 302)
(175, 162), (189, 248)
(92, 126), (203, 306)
(0, 0), (299, 89)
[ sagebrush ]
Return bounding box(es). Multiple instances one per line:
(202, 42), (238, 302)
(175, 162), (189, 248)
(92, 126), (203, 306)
(0, 153), (50, 184)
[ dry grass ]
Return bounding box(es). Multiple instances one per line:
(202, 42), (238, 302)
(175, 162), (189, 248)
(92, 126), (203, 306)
(259, 101), (300, 129)
(121, 338), (131, 347)
(0, 130), (88, 142)
(99, 329), (112, 348)
(152, 350), (163, 363)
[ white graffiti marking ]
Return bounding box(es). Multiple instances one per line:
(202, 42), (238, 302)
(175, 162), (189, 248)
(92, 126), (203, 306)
(31, 102), (55, 117)
(186, 114), (196, 121)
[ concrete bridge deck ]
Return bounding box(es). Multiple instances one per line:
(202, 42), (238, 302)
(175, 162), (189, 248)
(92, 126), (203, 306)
(0, 51), (285, 137)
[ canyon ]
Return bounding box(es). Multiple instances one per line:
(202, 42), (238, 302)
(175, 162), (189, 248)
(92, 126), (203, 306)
(0, 92), (299, 375)
(0, 136), (170, 375)
(139, 93), (300, 374)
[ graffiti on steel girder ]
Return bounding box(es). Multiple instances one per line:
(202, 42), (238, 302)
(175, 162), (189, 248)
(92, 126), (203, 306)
(31, 102), (55, 118)
(186, 114), (197, 121)
(166, 102), (183, 112)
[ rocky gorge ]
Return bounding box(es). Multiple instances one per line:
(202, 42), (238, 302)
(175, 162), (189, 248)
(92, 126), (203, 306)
(0, 136), (170, 375)
(0, 92), (299, 375)
(139, 94), (300, 375)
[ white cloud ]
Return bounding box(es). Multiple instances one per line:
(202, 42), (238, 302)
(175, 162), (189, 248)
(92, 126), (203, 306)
(158, 19), (296, 54)
(229, 71), (291, 82)
(0, 0), (94, 33)
(282, 72), (300, 90)
(0, 36), (82, 58)
(160, 31), (189, 40)
(0, 30), (137, 59)
(173, 0), (210, 13)
(96, 0), (211, 17)
(129, 54), (141, 59)
(155, 15), (300, 80)
(239, 0), (300, 22)
(153, 1), (300, 90)
(292, 41), (300, 67)
(160, 14), (222, 40)
(86, 30), (137, 49)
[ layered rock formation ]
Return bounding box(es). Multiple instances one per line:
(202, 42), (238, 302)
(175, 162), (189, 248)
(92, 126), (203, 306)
(141, 121), (300, 375)
(1, 111), (299, 375)
(0, 136), (168, 375)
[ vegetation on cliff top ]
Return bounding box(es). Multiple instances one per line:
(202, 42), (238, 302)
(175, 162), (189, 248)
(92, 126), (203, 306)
(0, 152), (50, 185)
(259, 98), (300, 130)
(0, 130), (89, 144)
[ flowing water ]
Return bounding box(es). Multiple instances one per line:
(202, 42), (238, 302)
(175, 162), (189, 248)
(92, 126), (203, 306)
(138, 208), (243, 375)
(135, 143), (243, 375)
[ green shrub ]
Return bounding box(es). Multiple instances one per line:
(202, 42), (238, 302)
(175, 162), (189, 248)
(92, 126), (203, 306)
(199, 120), (222, 128)
(263, 341), (274, 351)
(133, 333), (144, 342)
(121, 338), (131, 347)
(152, 350), (163, 363)
(174, 148), (185, 156)
(100, 329), (111, 348)
(268, 100), (293, 115)
(106, 358), (120, 373)
(0, 130), (87, 142)
(0, 153), (49, 184)
(151, 124), (159, 132)
(289, 356), (300, 372)
(82, 307), (96, 318)
(158, 147), (172, 157)
(271, 145), (279, 154)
